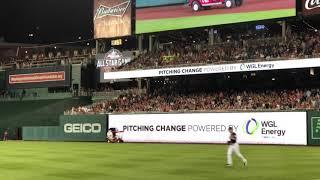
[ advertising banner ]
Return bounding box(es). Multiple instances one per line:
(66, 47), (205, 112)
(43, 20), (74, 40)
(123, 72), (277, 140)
(103, 58), (320, 80)
(109, 112), (307, 145)
(136, 0), (296, 33)
(22, 115), (107, 141)
(94, 0), (132, 38)
(6, 66), (70, 89)
(96, 49), (133, 68)
(59, 115), (107, 141)
(9, 71), (65, 84)
(307, 111), (320, 145)
(303, 0), (320, 16)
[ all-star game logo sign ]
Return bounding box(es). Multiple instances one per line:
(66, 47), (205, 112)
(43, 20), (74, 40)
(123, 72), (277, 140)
(94, 0), (132, 39)
(96, 48), (132, 68)
(303, 0), (320, 16)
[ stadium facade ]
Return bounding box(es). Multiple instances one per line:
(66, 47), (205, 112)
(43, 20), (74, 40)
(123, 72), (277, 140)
(0, 0), (320, 146)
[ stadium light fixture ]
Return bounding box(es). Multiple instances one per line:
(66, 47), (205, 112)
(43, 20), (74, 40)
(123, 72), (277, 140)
(310, 68), (315, 76)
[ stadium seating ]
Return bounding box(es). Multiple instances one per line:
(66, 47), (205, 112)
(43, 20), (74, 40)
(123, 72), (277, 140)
(2, 28), (319, 71)
(116, 31), (320, 71)
(66, 88), (320, 115)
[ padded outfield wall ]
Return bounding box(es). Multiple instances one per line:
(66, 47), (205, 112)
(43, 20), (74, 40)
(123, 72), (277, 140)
(0, 97), (91, 140)
(307, 111), (320, 145)
(21, 111), (320, 145)
(23, 115), (106, 141)
(108, 112), (307, 145)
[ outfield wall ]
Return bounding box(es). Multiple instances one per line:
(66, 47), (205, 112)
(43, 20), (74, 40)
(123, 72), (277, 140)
(23, 115), (106, 141)
(109, 112), (307, 145)
(23, 126), (61, 141)
(0, 97), (91, 140)
(307, 111), (320, 145)
(22, 111), (320, 145)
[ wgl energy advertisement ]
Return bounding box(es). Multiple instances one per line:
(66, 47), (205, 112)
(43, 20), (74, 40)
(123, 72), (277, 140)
(109, 112), (307, 145)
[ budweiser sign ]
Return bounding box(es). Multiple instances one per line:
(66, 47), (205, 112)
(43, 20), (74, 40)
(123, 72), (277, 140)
(305, 0), (320, 10)
(303, 0), (320, 15)
(94, 1), (131, 20)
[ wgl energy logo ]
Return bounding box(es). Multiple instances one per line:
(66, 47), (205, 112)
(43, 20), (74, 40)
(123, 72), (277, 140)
(244, 118), (286, 137)
(244, 118), (259, 135)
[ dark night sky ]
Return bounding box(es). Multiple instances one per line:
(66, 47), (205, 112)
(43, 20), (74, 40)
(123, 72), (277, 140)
(0, 0), (93, 44)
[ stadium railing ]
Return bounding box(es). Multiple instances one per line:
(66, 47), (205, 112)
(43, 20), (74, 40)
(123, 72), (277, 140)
(92, 89), (147, 101)
(65, 108), (317, 115)
(0, 92), (73, 101)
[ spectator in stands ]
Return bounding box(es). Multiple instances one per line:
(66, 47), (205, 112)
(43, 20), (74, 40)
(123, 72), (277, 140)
(112, 30), (320, 71)
(66, 88), (320, 115)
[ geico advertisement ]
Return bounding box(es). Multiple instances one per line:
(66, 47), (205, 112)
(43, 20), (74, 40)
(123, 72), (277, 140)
(109, 112), (307, 145)
(63, 123), (102, 133)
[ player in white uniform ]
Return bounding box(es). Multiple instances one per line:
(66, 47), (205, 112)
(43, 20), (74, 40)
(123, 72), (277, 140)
(226, 126), (247, 167)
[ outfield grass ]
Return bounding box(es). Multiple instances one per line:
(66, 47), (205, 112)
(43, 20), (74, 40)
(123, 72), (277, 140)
(136, 9), (295, 34)
(0, 141), (319, 180)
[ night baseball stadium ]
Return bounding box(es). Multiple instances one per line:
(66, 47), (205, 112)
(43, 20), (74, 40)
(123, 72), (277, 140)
(1, 0), (320, 179)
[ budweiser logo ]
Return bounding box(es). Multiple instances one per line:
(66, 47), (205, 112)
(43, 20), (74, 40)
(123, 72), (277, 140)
(305, 0), (320, 10)
(94, 1), (130, 20)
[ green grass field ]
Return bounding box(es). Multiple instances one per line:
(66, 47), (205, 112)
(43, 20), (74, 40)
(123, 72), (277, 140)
(0, 141), (319, 180)
(136, 9), (295, 34)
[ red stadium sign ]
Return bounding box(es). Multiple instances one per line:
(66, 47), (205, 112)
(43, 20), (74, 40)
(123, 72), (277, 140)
(9, 71), (65, 84)
(303, 0), (320, 16)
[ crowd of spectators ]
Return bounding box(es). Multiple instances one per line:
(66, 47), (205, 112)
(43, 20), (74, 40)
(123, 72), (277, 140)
(65, 88), (320, 115)
(2, 28), (319, 71)
(118, 31), (320, 71)
(0, 48), (95, 70)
